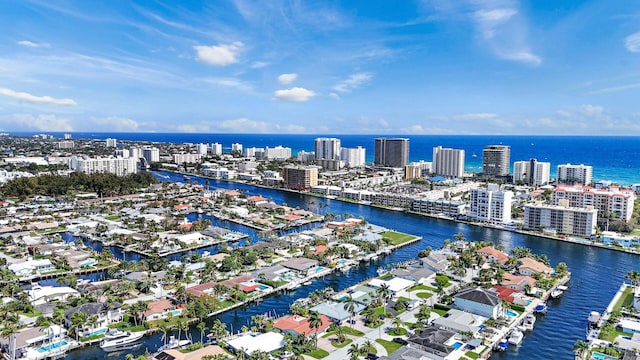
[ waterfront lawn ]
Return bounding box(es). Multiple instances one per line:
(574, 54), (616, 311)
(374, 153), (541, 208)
(465, 351), (480, 359)
(381, 231), (416, 246)
(613, 286), (634, 312)
(259, 279), (287, 288)
(376, 339), (402, 354)
(378, 273), (393, 280)
(331, 338), (352, 348)
(599, 327), (632, 342)
(409, 284), (437, 292)
(79, 334), (105, 343)
(305, 349), (330, 359)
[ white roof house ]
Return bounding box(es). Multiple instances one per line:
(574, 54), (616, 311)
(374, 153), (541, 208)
(368, 277), (415, 293)
(8, 259), (54, 277)
(28, 286), (79, 306)
(227, 332), (284, 355)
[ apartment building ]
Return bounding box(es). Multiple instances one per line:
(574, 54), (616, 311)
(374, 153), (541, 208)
(552, 184), (635, 222)
(432, 146), (465, 178)
(524, 202), (598, 237)
(468, 184), (513, 224)
(557, 163), (593, 185)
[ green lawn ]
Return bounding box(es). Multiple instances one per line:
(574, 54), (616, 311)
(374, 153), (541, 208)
(465, 351), (480, 359)
(613, 286), (634, 312)
(433, 309), (448, 316)
(388, 328), (408, 336)
(105, 215), (120, 221)
(321, 326), (365, 338)
(378, 273), (393, 280)
(599, 327), (632, 342)
(376, 339), (402, 354)
(409, 284), (437, 292)
(305, 349), (330, 359)
(381, 231), (417, 246)
(331, 338), (352, 348)
(416, 292), (432, 299)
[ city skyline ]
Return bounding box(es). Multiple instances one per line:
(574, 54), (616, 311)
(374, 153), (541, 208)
(1, 1), (640, 135)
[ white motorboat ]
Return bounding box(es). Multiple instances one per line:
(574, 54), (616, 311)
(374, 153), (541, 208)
(158, 336), (191, 351)
(522, 313), (536, 331)
(508, 329), (524, 345)
(100, 329), (145, 351)
(550, 288), (564, 298)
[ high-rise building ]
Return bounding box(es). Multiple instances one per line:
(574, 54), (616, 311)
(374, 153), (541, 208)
(524, 202), (598, 237)
(142, 147), (160, 163)
(196, 143), (208, 155)
(552, 184), (636, 222)
(513, 159), (550, 186)
(283, 166), (318, 190)
(557, 164), (593, 185)
(173, 153), (203, 165)
(264, 146), (292, 160)
(105, 138), (117, 147)
(71, 156), (137, 176)
(232, 143), (243, 154)
(432, 146), (465, 178)
(340, 146), (366, 167)
(468, 184), (513, 224)
(55, 141), (74, 149)
(482, 145), (510, 177)
(63, 133), (72, 139)
(297, 151), (315, 164)
(374, 138), (409, 167)
(314, 138), (341, 160)
(244, 147), (263, 158)
(210, 143), (222, 156)
(114, 149), (130, 158)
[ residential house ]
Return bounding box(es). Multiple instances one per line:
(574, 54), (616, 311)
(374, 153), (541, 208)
(517, 257), (553, 276)
(476, 246), (510, 266)
(368, 277), (415, 296)
(8, 258), (55, 277)
(63, 302), (122, 337)
(500, 273), (536, 292)
(253, 264), (291, 282)
(311, 301), (365, 324)
(453, 287), (502, 319)
(431, 309), (485, 334)
(492, 286), (529, 307)
(349, 285), (380, 306)
(420, 252), (450, 273)
(273, 314), (332, 337)
(392, 267), (435, 285)
(142, 299), (183, 321)
(280, 257), (319, 277)
(28, 285), (79, 306)
(406, 326), (457, 359)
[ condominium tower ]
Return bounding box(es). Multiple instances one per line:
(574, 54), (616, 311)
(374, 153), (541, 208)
(513, 159), (550, 186)
(482, 145), (510, 177)
(374, 138), (409, 168)
(432, 146), (465, 178)
(557, 164), (593, 185)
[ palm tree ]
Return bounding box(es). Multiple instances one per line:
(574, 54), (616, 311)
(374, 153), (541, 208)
(392, 318), (403, 335)
(308, 311), (323, 348)
(343, 295), (357, 329)
(0, 321), (17, 360)
(69, 312), (87, 339)
(159, 323), (170, 346)
(361, 340), (375, 355)
(348, 343), (362, 360)
(197, 322), (208, 345)
(377, 284), (391, 316)
(335, 324), (346, 344)
(573, 339), (588, 358)
(626, 270), (640, 287)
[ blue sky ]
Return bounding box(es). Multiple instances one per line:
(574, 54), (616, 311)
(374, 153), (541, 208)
(1, 0), (640, 135)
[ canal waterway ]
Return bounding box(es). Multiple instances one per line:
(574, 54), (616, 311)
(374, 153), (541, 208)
(63, 171), (639, 359)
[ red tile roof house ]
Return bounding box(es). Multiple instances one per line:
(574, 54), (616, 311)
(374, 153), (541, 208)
(476, 246), (510, 265)
(186, 281), (218, 297)
(142, 299), (184, 321)
(220, 274), (258, 293)
(492, 285), (530, 307)
(274, 314), (332, 337)
(500, 273), (537, 293)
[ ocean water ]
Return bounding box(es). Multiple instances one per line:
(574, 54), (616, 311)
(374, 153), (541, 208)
(11, 132), (640, 185)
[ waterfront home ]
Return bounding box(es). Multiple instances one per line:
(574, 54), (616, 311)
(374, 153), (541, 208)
(63, 302), (123, 337)
(620, 318), (640, 334)
(633, 287), (640, 312)
(227, 332), (284, 355)
(517, 257), (553, 276)
(253, 264), (291, 282)
(348, 284), (380, 306)
(186, 281), (218, 297)
(273, 314), (332, 337)
(311, 301), (365, 324)
(476, 246), (509, 266)
(492, 285), (529, 306)
(612, 333), (640, 353)
(280, 257), (319, 277)
(28, 285), (79, 306)
(391, 267), (436, 284)
(380, 346), (438, 360)
(406, 326), (457, 359)
(432, 309), (485, 335)
(142, 299), (183, 321)
(369, 277), (415, 296)
(0, 325), (77, 360)
(453, 287), (502, 319)
(500, 273), (536, 293)
(220, 274), (257, 291)
(155, 344), (229, 360)
(420, 252), (450, 273)
(8, 258), (55, 277)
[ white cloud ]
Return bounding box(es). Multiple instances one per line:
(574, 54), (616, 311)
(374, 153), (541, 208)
(454, 113), (498, 120)
(473, 8), (517, 39)
(17, 40), (51, 48)
(216, 117), (272, 132)
(333, 72), (373, 92)
(273, 87), (316, 102)
(625, 32), (640, 53)
(278, 73), (298, 84)
(0, 114), (73, 131)
(497, 50), (542, 66)
(329, 93), (340, 100)
(203, 77), (253, 92)
(88, 116), (139, 131)
(250, 61), (269, 69)
(286, 124), (306, 133)
(193, 42), (243, 66)
(0, 87), (77, 106)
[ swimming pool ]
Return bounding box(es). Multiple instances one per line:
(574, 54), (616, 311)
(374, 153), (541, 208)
(451, 342), (463, 349)
(337, 259), (346, 265)
(592, 352), (621, 360)
(337, 295), (349, 301)
(38, 341), (68, 353)
(505, 309), (518, 317)
(258, 284), (269, 290)
(315, 266), (324, 272)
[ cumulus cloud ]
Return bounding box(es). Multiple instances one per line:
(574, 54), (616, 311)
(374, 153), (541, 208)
(0, 114), (73, 131)
(216, 117), (272, 132)
(625, 32), (640, 53)
(0, 87), (77, 106)
(17, 40), (50, 48)
(453, 113), (498, 120)
(194, 42), (243, 66)
(273, 87), (316, 102)
(277, 73), (298, 84)
(333, 72), (373, 92)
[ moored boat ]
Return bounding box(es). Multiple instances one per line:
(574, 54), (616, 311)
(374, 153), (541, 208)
(100, 329), (145, 351)
(158, 335), (191, 352)
(508, 329), (524, 345)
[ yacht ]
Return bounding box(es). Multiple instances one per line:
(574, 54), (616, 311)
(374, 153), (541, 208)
(158, 335), (191, 352)
(522, 313), (536, 331)
(550, 288), (563, 298)
(508, 329), (524, 345)
(100, 329), (145, 351)
(495, 338), (509, 351)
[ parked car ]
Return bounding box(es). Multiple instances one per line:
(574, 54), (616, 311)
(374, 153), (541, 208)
(393, 337), (408, 345)
(366, 354), (379, 360)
